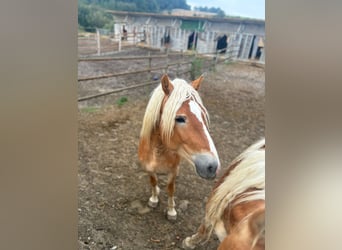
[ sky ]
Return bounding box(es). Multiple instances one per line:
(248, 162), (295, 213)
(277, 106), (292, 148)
(187, 0), (265, 20)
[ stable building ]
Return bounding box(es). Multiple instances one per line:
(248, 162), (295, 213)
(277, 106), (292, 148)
(108, 10), (265, 62)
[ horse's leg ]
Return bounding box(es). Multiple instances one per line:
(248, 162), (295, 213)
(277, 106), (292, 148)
(166, 172), (177, 220)
(182, 224), (210, 249)
(148, 173), (160, 208)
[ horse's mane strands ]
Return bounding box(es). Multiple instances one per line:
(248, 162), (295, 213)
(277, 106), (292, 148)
(204, 138), (265, 238)
(140, 78), (209, 144)
(229, 138), (265, 169)
(140, 84), (164, 141)
(251, 224), (265, 250)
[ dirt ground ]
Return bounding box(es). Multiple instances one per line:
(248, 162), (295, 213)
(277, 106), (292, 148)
(78, 49), (265, 250)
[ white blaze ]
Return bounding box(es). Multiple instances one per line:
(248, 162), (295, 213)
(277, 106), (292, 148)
(189, 100), (220, 168)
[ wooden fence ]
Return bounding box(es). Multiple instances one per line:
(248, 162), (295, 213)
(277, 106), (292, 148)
(77, 48), (239, 102)
(78, 30), (147, 56)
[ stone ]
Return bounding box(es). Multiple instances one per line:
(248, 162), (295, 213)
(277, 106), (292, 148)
(178, 200), (190, 211)
(130, 200), (143, 209)
(138, 206), (151, 214)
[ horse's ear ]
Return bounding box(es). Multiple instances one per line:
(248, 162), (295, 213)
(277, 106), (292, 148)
(161, 74), (173, 95)
(191, 75), (204, 90)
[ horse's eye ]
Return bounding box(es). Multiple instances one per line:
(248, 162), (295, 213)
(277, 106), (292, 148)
(175, 116), (186, 123)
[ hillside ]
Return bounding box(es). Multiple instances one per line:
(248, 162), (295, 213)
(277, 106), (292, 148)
(78, 0), (226, 32)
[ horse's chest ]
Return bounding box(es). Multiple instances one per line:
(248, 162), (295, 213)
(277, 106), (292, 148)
(143, 146), (179, 173)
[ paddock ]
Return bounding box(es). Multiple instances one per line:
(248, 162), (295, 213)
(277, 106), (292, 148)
(78, 48), (264, 249)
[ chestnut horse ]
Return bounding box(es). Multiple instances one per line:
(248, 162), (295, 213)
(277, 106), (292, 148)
(138, 74), (220, 220)
(183, 138), (265, 249)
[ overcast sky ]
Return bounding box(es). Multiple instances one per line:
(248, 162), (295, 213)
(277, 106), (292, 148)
(187, 0), (265, 20)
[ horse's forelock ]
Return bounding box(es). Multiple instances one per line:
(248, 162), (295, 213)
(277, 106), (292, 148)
(161, 79), (208, 142)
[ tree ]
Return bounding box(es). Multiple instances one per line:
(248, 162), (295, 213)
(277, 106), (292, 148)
(78, 0), (192, 31)
(79, 0), (190, 13)
(194, 5), (226, 17)
(78, 1), (114, 32)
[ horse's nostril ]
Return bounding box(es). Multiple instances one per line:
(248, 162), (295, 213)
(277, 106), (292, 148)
(208, 165), (214, 173)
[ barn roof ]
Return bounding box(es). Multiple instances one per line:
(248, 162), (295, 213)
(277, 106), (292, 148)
(106, 10), (265, 26)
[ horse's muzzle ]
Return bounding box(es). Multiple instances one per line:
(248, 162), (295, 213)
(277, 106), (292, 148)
(193, 154), (219, 179)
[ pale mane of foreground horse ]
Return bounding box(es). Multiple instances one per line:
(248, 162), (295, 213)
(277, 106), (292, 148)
(183, 138), (265, 250)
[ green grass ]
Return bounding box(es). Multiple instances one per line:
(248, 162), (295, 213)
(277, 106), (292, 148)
(116, 96), (128, 107)
(190, 57), (203, 80)
(80, 106), (100, 113)
(225, 60), (234, 65)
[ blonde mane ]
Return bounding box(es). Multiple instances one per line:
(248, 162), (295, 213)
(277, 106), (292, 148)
(140, 78), (209, 143)
(205, 138), (265, 236)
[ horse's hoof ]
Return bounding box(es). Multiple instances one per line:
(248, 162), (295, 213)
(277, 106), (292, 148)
(148, 199), (158, 208)
(182, 237), (195, 249)
(167, 211), (177, 221)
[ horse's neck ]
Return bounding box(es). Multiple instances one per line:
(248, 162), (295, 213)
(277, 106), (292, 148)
(150, 129), (169, 153)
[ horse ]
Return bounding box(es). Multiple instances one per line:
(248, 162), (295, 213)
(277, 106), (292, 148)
(183, 138), (265, 249)
(138, 74), (221, 220)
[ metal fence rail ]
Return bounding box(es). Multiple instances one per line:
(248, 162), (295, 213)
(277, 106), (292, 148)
(78, 50), (217, 102)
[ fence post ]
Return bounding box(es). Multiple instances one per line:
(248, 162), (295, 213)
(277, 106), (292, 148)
(148, 51), (151, 80)
(214, 49), (219, 70)
(176, 50), (183, 77)
(96, 28), (101, 56)
(118, 32), (122, 52)
(260, 48), (265, 62)
(190, 52), (196, 80)
(166, 49), (169, 74)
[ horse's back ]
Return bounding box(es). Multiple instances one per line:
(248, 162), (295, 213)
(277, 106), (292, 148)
(214, 138), (265, 250)
(218, 203), (265, 250)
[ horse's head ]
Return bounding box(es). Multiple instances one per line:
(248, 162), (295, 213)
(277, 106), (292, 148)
(159, 74), (220, 179)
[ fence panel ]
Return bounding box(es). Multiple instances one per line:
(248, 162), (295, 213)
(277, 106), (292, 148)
(78, 50), (215, 102)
